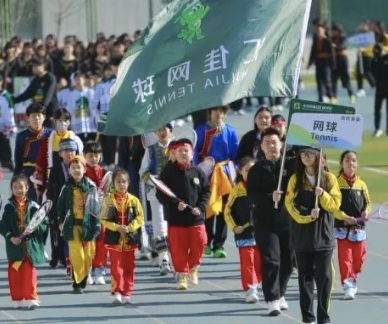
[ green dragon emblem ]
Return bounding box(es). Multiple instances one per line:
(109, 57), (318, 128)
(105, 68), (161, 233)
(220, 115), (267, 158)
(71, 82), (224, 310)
(174, 0), (210, 44)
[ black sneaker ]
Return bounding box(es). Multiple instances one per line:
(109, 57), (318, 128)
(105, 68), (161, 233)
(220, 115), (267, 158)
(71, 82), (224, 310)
(73, 287), (84, 294)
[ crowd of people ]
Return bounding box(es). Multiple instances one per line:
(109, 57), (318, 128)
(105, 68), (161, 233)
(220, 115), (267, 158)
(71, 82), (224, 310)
(0, 21), (378, 324)
(308, 19), (388, 137)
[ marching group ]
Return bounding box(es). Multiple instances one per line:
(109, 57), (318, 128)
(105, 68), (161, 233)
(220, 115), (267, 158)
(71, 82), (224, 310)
(0, 23), (377, 324)
(0, 100), (371, 324)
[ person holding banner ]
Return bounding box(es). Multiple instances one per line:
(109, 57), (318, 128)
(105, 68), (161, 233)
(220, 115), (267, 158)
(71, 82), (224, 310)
(284, 147), (342, 324)
(334, 150), (371, 300)
(246, 127), (295, 316)
(0, 174), (47, 309)
(194, 106), (239, 258)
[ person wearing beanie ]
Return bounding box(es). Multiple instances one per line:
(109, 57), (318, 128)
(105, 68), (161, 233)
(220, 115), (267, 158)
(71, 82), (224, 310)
(45, 138), (78, 270)
(156, 138), (210, 290)
(57, 155), (100, 294)
(139, 123), (174, 275)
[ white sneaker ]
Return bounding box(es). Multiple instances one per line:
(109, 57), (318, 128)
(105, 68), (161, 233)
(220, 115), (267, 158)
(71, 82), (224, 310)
(94, 276), (106, 285)
(245, 286), (259, 303)
(122, 296), (131, 304)
(188, 266), (199, 285)
(113, 292), (123, 305)
(344, 287), (356, 300)
(160, 261), (172, 276)
(44, 250), (50, 260)
(356, 89), (366, 97)
(374, 129), (383, 137)
(87, 273), (94, 285)
(13, 301), (23, 309)
(267, 300), (281, 316)
(279, 296), (289, 310)
(27, 300), (40, 309)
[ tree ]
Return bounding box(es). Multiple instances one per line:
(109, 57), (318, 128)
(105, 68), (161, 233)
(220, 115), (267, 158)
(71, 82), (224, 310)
(50, 0), (87, 40)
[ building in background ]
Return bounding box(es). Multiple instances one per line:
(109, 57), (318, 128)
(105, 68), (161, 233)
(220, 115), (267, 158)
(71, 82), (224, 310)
(1, 0), (388, 45)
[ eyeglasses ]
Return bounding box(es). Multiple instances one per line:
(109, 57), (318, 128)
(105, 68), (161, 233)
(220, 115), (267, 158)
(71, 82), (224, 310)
(300, 152), (314, 158)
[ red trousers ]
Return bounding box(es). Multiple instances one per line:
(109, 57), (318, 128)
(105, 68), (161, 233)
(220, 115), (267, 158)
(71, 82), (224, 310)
(92, 228), (108, 269)
(238, 246), (262, 291)
(8, 259), (38, 301)
(168, 224), (207, 273)
(109, 248), (136, 297)
(337, 239), (366, 284)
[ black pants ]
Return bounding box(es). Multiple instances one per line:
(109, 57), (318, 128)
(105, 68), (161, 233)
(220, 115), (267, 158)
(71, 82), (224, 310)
(205, 213), (227, 250)
(296, 249), (334, 324)
(374, 88), (388, 131)
(49, 221), (66, 267)
(73, 274), (87, 289)
(357, 56), (375, 90)
(99, 134), (117, 166)
(0, 133), (12, 165)
(255, 226), (293, 302)
(315, 60), (333, 102)
(332, 56), (353, 98)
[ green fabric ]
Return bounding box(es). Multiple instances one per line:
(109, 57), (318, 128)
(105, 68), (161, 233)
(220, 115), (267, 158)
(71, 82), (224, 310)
(57, 176), (100, 241)
(0, 198), (47, 266)
(103, 0), (312, 136)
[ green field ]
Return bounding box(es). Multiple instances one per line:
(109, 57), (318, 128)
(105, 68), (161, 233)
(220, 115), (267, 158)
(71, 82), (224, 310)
(325, 131), (388, 204)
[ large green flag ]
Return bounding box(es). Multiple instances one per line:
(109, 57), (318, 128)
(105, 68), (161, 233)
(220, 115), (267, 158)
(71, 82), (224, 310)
(103, 0), (312, 136)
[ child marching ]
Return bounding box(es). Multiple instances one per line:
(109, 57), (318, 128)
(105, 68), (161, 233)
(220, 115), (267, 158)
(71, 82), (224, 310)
(139, 123), (174, 275)
(224, 156), (262, 303)
(83, 141), (109, 285)
(100, 169), (144, 304)
(156, 138), (211, 290)
(194, 106), (239, 258)
(334, 150), (371, 300)
(0, 174), (47, 309)
(57, 155), (100, 293)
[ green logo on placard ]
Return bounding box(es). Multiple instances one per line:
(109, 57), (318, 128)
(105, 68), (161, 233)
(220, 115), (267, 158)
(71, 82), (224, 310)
(174, 1), (210, 44)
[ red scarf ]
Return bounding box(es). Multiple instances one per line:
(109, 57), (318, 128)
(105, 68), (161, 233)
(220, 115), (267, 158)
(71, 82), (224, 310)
(341, 172), (356, 186)
(176, 162), (191, 170)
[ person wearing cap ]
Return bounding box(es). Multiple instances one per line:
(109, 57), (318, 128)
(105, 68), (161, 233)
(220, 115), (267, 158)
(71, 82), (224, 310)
(57, 155), (100, 294)
(0, 74), (16, 172)
(13, 57), (58, 128)
(246, 127), (296, 316)
(194, 105), (239, 259)
(284, 147), (341, 324)
(156, 138), (210, 290)
(139, 123), (174, 275)
(45, 138), (78, 270)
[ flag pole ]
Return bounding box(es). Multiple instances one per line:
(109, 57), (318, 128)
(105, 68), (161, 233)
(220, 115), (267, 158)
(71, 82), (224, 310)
(274, 140), (287, 209)
(314, 148), (323, 208)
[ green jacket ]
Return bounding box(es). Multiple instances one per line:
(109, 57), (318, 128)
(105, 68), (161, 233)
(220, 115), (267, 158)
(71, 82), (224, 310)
(0, 197), (48, 266)
(57, 176), (100, 241)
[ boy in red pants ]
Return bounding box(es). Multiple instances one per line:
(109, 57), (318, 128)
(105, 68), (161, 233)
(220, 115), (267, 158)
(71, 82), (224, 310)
(156, 138), (211, 290)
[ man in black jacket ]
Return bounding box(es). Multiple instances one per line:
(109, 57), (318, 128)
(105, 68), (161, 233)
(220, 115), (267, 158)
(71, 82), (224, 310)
(13, 58), (58, 128)
(247, 127), (295, 316)
(371, 43), (388, 137)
